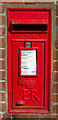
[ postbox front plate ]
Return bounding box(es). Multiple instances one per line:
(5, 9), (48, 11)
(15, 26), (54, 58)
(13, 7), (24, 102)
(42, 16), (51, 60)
(13, 41), (44, 108)
(7, 8), (51, 113)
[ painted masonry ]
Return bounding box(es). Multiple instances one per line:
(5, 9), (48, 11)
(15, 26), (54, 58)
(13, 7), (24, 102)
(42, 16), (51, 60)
(0, 0), (58, 120)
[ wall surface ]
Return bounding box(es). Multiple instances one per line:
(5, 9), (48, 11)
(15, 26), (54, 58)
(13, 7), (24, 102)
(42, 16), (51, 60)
(0, 0), (58, 120)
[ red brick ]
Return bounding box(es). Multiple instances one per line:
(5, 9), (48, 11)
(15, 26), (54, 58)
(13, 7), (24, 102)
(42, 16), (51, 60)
(56, 17), (58, 26)
(0, 114), (1, 120)
(0, 38), (5, 48)
(40, 115), (57, 119)
(56, 116), (58, 120)
(2, 114), (58, 119)
(53, 83), (58, 93)
(0, 103), (6, 112)
(53, 105), (58, 113)
(3, 113), (11, 118)
(54, 62), (58, 71)
(56, 5), (58, 16)
(0, 71), (5, 80)
(55, 40), (58, 49)
(0, 82), (5, 91)
(12, 115), (39, 118)
(54, 72), (58, 82)
(53, 50), (58, 60)
(53, 94), (58, 102)
(0, 49), (5, 58)
(0, 60), (5, 69)
(56, 28), (58, 38)
(0, 5), (4, 13)
(0, 28), (5, 37)
(0, 16), (5, 25)
(0, 93), (5, 101)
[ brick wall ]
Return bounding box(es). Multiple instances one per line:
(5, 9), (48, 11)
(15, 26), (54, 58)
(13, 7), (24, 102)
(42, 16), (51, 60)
(53, 2), (58, 119)
(0, 0), (58, 120)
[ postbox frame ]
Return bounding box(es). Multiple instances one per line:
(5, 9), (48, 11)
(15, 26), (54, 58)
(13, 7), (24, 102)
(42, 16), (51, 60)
(6, 5), (55, 113)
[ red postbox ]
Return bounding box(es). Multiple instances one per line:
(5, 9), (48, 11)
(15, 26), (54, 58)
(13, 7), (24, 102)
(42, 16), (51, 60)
(7, 8), (51, 113)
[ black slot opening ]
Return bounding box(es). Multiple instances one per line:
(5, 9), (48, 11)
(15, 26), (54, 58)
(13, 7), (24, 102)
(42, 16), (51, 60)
(9, 24), (47, 32)
(13, 24), (47, 31)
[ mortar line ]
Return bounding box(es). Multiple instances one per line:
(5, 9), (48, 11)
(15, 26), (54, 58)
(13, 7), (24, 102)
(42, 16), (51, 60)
(11, 115), (13, 119)
(0, 111), (5, 114)
(0, 36), (5, 38)
(53, 82), (58, 84)
(0, 80), (5, 82)
(52, 113), (58, 115)
(0, 91), (5, 93)
(53, 82), (58, 83)
(0, 112), (5, 115)
(0, 34), (7, 38)
(0, 69), (5, 71)
(22, 0), (25, 2)
(54, 0), (56, 4)
(53, 48), (58, 51)
(55, 49), (58, 51)
(1, 114), (3, 120)
(0, 13), (5, 16)
(0, 3), (3, 5)
(53, 102), (58, 105)
(0, 101), (5, 103)
(54, 71), (58, 73)
(0, 48), (5, 49)
(56, 27), (58, 29)
(0, 58), (5, 60)
(53, 93), (58, 94)
(0, 25), (5, 27)
(53, 60), (58, 62)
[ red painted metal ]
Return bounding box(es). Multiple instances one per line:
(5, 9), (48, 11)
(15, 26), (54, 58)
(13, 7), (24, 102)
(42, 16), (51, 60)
(7, 8), (52, 113)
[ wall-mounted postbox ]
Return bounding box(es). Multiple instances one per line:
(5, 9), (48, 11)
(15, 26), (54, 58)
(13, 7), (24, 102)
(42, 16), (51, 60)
(7, 8), (51, 113)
